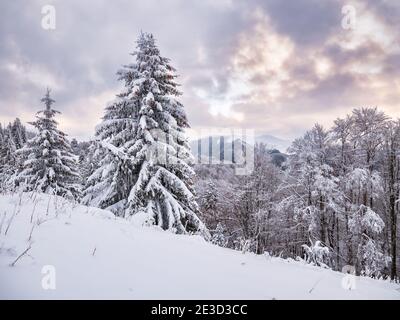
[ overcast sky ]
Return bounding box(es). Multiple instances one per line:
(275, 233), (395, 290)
(1, 0), (399, 141)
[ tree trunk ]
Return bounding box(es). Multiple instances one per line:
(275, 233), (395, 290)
(388, 149), (397, 280)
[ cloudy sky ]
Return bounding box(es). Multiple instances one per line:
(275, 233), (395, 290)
(1, 0), (399, 141)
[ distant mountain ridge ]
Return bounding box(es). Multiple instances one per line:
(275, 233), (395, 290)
(255, 134), (291, 152)
(189, 134), (290, 167)
(189, 134), (291, 153)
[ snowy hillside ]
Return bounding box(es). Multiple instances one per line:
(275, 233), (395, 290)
(0, 193), (399, 300)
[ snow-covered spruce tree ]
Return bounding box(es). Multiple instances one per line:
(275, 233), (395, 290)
(125, 33), (208, 236)
(10, 118), (27, 150)
(85, 32), (208, 237)
(0, 119), (29, 191)
(0, 124), (16, 190)
(16, 89), (80, 199)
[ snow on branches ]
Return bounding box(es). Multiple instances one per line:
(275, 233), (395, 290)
(84, 32), (208, 238)
(15, 89), (80, 199)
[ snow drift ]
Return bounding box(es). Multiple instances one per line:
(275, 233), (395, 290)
(0, 193), (399, 299)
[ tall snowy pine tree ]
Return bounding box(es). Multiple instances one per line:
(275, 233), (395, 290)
(85, 32), (208, 237)
(16, 89), (80, 199)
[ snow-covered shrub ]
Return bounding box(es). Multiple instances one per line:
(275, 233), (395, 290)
(234, 237), (252, 254)
(302, 240), (330, 268)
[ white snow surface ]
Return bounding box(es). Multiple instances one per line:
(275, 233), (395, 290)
(0, 193), (399, 300)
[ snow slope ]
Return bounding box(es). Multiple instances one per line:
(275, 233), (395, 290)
(0, 193), (399, 300)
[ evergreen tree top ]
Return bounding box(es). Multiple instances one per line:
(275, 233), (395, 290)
(135, 32), (160, 57)
(117, 32), (182, 99)
(29, 89), (61, 132)
(38, 88), (59, 117)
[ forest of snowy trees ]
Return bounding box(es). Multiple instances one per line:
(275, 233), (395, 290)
(0, 32), (399, 281)
(196, 108), (400, 280)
